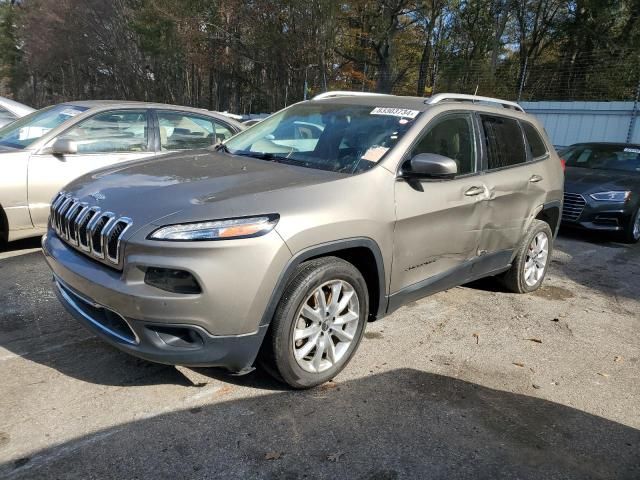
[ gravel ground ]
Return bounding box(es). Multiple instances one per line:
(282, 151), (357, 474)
(0, 231), (638, 479)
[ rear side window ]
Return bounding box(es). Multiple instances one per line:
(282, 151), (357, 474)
(158, 111), (234, 151)
(522, 122), (547, 158)
(480, 114), (526, 169)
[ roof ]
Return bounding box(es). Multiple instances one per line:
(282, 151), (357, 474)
(0, 96), (35, 116)
(57, 100), (244, 128)
(311, 91), (528, 117)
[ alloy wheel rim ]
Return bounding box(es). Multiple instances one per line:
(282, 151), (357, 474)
(524, 231), (549, 287)
(292, 280), (360, 374)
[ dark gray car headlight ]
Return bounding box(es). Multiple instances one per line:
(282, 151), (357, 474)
(589, 191), (631, 203)
(148, 215), (279, 241)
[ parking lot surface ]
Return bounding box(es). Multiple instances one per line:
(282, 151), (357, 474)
(0, 232), (638, 479)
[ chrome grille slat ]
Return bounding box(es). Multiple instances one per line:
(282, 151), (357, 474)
(562, 192), (586, 222)
(49, 192), (132, 268)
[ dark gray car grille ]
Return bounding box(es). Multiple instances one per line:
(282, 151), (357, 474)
(562, 192), (586, 222)
(50, 192), (132, 267)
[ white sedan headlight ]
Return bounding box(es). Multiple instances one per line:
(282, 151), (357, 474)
(149, 215), (279, 241)
(589, 191), (631, 202)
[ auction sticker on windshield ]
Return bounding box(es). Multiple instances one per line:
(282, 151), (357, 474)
(370, 107), (420, 119)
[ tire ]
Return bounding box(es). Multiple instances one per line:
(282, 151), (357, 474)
(500, 220), (553, 294)
(260, 256), (369, 389)
(621, 207), (640, 244)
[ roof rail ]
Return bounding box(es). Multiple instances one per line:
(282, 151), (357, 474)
(427, 93), (525, 113)
(312, 91), (392, 100)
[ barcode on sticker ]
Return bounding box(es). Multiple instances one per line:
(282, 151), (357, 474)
(370, 107), (419, 119)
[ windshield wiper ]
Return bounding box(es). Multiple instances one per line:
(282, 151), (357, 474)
(229, 150), (290, 162)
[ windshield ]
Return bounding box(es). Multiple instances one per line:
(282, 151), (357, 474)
(224, 102), (420, 174)
(0, 104), (89, 149)
(562, 144), (640, 173)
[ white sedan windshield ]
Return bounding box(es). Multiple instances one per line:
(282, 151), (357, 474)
(0, 104), (88, 149)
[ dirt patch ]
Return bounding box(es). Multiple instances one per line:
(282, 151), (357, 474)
(533, 285), (575, 301)
(0, 432), (8, 449)
(365, 332), (384, 340)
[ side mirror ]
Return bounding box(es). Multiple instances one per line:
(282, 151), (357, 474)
(49, 138), (78, 156)
(402, 153), (458, 179)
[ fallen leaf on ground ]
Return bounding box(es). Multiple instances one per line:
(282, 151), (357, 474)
(327, 452), (344, 462)
(512, 362), (525, 367)
(551, 318), (559, 322)
(597, 372), (610, 378)
(614, 356), (623, 363)
(472, 333), (479, 344)
(264, 452), (282, 460)
(532, 384), (541, 389)
(525, 338), (543, 343)
(320, 381), (338, 391)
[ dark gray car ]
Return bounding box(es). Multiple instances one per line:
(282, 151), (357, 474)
(561, 143), (640, 243)
(42, 92), (564, 388)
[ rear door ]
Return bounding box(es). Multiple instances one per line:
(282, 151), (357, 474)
(475, 113), (546, 259)
(27, 109), (154, 228)
(391, 112), (487, 295)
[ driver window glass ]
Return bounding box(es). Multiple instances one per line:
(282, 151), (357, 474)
(61, 110), (148, 153)
(158, 112), (233, 150)
(411, 114), (476, 175)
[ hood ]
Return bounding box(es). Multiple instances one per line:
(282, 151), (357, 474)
(564, 166), (640, 194)
(63, 149), (345, 228)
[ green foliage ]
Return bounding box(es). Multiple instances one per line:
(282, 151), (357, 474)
(1, 0), (638, 110)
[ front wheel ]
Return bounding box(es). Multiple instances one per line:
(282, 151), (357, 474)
(261, 256), (368, 389)
(500, 220), (553, 293)
(621, 207), (640, 244)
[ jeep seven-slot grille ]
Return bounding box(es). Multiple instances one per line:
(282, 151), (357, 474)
(49, 192), (133, 267)
(562, 192), (586, 222)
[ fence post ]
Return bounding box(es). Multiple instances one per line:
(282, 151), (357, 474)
(627, 77), (640, 143)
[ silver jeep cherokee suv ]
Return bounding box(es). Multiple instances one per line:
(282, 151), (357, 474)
(43, 92), (563, 388)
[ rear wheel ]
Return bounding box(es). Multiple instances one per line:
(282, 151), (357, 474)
(500, 220), (553, 293)
(621, 207), (640, 244)
(261, 256), (368, 389)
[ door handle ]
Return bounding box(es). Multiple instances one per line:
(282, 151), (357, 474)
(529, 174), (543, 183)
(464, 186), (485, 196)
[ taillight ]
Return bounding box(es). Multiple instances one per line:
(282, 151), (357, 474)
(560, 158), (566, 171)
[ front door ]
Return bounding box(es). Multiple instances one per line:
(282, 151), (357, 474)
(28, 109), (154, 228)
(391, 113), (487, 296)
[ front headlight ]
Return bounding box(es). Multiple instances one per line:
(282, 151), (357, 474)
(589, 191), (631, 202)
(149, 215), (279, 241)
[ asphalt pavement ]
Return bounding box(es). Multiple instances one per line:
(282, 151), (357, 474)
(0, 231), (638, 479)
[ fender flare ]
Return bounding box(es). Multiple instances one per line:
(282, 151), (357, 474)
(259, 237), (387, 327)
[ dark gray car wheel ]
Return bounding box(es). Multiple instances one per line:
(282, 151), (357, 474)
(261, 256), (368, 389)
(501, 219), (553, 294)
(622, 206), (640, 244)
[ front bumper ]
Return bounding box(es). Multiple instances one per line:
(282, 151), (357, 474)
(42, 229), (290, 371)
(561, 193), (635, 232)
(53, 276), (267, 370)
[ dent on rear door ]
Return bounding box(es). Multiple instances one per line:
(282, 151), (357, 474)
(480, 165), (546, 253)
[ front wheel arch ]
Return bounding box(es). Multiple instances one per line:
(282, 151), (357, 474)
(259, 238), (386, 329)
